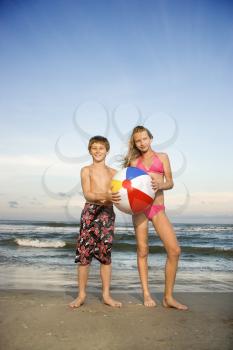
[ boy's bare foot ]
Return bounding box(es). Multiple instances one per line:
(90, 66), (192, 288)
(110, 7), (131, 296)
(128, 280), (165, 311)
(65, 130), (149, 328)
(103, 295), (122, 307)
(144, 294), (157, 307)
(163, 296), (188, 311)
(69, 295), (86, 309)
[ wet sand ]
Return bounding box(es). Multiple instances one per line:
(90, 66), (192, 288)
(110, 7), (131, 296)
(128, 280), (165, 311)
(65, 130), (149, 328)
(0, 290), (232, 350)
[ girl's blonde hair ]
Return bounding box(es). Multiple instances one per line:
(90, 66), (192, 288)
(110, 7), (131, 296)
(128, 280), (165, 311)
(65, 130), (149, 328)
(123, 125), (153, 167)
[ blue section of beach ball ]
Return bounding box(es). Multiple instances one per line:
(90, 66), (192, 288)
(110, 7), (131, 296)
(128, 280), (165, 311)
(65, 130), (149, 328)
(126, 166), (147, 180)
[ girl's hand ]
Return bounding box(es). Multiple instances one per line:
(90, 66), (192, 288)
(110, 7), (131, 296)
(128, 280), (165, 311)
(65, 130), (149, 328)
(151, 178), (163, 192)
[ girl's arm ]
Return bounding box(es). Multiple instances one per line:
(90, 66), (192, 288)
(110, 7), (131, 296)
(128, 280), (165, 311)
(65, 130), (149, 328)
(151, 154), (174, 191)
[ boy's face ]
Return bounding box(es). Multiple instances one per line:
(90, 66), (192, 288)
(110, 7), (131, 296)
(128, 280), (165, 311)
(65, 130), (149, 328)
(89, 142), (108, 162)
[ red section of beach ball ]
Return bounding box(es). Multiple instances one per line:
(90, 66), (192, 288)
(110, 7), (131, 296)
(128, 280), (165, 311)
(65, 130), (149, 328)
(128, 188), (153, 214)
(122, 179), (132, 190)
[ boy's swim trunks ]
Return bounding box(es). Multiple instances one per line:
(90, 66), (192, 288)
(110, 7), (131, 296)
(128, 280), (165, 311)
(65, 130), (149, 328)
(75, 203), (115, 265)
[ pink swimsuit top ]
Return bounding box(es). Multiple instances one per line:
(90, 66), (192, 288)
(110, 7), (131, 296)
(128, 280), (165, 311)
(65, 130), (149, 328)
(136, 153), (164, 175)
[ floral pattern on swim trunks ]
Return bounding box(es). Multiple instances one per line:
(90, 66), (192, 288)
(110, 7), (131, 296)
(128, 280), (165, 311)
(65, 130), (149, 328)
(75, 203), (115, 265)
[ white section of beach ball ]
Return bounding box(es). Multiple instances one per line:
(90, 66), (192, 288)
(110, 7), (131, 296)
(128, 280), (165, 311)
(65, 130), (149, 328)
(131, 174), (154, 199)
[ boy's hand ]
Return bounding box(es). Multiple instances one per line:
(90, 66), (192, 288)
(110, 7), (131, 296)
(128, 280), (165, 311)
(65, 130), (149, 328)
(105, 190), (121, 203)
(111, 191), (121, 204)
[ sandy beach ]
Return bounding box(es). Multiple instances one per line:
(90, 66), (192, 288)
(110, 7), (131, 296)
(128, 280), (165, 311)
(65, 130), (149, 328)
(0, 290), (232, 350)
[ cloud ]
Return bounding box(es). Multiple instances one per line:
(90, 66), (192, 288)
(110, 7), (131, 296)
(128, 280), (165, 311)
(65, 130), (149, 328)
(8, 201), (19, 208)
(29, 198), (44, 206)
(0, 155), (55, 167)
(166, 191), (233, 216)
(0, 155), (82, 180)
(58, 192), (72, 198)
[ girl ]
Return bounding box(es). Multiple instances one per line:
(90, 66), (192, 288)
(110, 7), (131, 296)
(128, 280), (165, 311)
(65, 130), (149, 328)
(124, 126), (188, 310)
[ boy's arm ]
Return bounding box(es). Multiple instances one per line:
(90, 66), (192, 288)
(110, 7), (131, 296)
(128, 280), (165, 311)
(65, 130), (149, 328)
(81, 167), (111, 203)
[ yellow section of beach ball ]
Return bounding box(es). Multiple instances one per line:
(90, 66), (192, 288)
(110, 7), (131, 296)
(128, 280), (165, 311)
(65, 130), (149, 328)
(111, 179), (122, 192)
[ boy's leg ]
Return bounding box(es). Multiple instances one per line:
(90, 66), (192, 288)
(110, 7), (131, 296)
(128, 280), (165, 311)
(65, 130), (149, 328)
(70, 203), (95, 308)
(100, 263), (122, 307)
(69, 264), (89, 308)
(95, 205), (121, 307)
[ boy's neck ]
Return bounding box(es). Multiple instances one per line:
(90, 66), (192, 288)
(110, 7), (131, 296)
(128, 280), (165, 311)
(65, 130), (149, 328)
(91, 159), (106, 168)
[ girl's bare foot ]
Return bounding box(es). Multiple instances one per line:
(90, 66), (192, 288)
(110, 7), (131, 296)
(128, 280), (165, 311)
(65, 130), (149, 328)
(163, 296), (188, 311)
(144, 294), (157, 307)
(69, 294), (86, 309)
(103, 295), (122, 307)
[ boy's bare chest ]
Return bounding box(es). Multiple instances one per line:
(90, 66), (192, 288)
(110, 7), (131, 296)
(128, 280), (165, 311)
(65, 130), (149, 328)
(89, 169), (111, 188)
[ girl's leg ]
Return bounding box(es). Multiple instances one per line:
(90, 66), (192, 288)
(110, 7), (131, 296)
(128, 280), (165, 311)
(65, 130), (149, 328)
(69, 265), (89, 308)
(152, 211), (188, 310)
(133, 213), (156, 307)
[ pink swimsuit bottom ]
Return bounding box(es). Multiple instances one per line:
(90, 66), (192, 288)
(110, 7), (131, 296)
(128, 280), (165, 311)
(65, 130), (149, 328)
(136, 153), (165, 221)
(143, 204), (165, 220)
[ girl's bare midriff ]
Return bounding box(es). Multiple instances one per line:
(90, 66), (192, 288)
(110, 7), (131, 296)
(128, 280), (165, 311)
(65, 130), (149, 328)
(148, 171), (164, 206)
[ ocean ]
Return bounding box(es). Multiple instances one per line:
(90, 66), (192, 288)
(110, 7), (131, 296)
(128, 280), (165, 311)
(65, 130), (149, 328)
(0, 220), (232, 293)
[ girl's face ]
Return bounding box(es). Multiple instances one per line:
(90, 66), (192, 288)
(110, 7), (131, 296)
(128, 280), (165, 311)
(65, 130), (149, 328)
(133, 131), (152, 152)
(89, 142), (108, 162)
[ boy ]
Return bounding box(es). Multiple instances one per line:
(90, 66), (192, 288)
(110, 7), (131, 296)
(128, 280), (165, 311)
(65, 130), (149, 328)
(69, 136), (122, 308)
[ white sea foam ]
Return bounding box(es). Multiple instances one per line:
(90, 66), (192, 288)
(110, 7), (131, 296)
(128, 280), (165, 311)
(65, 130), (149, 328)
(183, 226), (233, 232)
(15, 238), (66, 248)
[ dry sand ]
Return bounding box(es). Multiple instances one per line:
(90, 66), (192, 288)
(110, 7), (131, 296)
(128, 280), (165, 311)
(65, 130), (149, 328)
(0, 290), (232, 350)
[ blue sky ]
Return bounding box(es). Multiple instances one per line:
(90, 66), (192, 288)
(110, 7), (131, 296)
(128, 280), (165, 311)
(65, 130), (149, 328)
(0, 0), (233, 223)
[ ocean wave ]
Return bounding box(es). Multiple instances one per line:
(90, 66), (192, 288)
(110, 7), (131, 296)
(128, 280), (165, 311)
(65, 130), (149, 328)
(0, 221), (78, 228)
(1, 238), (232, 258)
(116, 244), (233, 258)
(113, 243), (233, 257)
(177, 226), (233, 232)
(15, 239), (66, 248)
(1, 231), (231, 245)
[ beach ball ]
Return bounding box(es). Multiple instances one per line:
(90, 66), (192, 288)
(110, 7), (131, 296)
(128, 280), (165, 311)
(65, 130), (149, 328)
(111, 167), (155, 214)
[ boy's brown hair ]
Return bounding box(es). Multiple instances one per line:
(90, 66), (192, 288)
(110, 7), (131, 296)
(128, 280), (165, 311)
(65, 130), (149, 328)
(88, 136), (110, 152)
